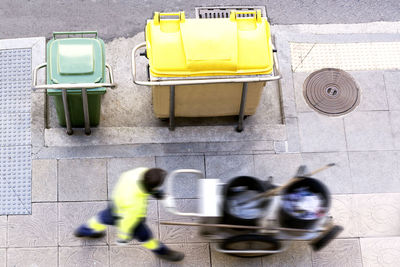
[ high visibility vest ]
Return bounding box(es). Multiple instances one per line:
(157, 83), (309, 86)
(112, 167), (150, 237)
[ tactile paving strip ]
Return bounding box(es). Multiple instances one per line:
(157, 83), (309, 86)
(291, 42), (400, 72)
(0, 48), (32, 215)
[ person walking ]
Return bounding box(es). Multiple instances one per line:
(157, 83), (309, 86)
(74, 167), (184, 262)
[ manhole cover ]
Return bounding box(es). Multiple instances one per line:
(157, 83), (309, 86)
(303, 68), (360, 116)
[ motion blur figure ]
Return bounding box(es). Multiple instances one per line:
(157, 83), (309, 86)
(74, 167), (185, 262)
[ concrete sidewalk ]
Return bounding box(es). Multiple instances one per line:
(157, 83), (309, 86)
(2, 22), (400, 266)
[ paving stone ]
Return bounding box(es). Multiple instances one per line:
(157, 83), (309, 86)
(389, 111), (400, 150)
(108, 200), (159, 245)
(0, 217), (5, 247)
(284, 117), (301, 153)
(301, 152), (353, 194)
(59, 246), (109, 267)
(156, 155), (205, 198)
(58, 201), (108, 246)
(355, 193), (400, 237)
(159, 199), (207, 243)
(297, 112), (347, 152)
(262, 241), (312, 267)
(32, 159), (57, 202)
(344, 111), (394, 151)
(384, 71), (400, 110)
(293, 72), (314, 113)
(160, 243), (210, 267)
(311, 239), (362, 267)
(7, 247), (57, 267)
(58, 158), (107, 201)
(110, 246), (160, 267)
(348, 151), (400, 193)
(107, 157), (155, 199)
(8, 203), (57, 247)
(210, 243), (262, 267)
(350, 71), (388, 111)
(0, 249), (4, 267)
(254, 153), (303, 184)
(360, 237), (400, 267)
(205, 155), (254, 181)
(330, 195), (359, 238)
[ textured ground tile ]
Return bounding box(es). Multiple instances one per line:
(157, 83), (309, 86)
(301, 152), (353, 194)
(330, 195), (359, 238)
(360, 237), (400, 267)
(156, 155), (205, 198)
(350, 71), (388, 111)
(110, 246), (160, 267)
(8, 203), (57, 247)
(389, 111), (400, 150)
(311, 239), (362, 267)
(384, 71), (400, 110)
(262, 241), (312, 267)
(58, 158), (107, 201)
(344, 111), (394, 151)
(297, 112), (347, 152)
(160, 243), (210, 267)
(355, 193), (400, 237)
(254, 153), (303, 184)
(59, 246), (109, 267)
(7, 247), (58, 267)
(205, 154), (255, 181)
(0, 217), (6, 247)
(0, 249), (4, 267)
(107, 157), (155, 198)
(32, 159), (57, 202)
(348, 151), (400, 193)
(58, 201), (108, 246)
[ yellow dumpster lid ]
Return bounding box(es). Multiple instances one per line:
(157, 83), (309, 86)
(145, 11), (274, 77)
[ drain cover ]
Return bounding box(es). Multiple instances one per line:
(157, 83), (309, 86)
(303, 68), (360, 116)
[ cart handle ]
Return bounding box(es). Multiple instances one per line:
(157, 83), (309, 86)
(163, 169), (205, 217)
(53, 31), (98, 39)
(32, 63), (116, 90)
(131, 42), (282, 86)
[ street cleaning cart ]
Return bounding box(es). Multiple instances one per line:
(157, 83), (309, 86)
(132, 10), (281, 131)
(161, 166), (343, 257)
(33, 31), (116, 135)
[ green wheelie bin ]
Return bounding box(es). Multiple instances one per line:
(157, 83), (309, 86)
(33, 31), (115, 135)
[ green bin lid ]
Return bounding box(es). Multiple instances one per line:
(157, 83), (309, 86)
(47, 38), (105, 85)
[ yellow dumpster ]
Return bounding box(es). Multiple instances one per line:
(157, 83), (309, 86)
(132, 10), (281, 131)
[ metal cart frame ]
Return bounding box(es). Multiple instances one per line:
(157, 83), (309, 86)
(32, 31), (116, 135)
(131, 43), (282, 132)
(162, 169), (342, 257)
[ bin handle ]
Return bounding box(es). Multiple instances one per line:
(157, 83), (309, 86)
(32, 63), (116, 90)
(52, 31), (98, 39)
(131, 42), (281, 86)
(163, 169), (205, 217)
(154, 12), (185, 25)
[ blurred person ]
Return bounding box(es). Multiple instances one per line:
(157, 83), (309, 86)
(74, 167), (184, 262)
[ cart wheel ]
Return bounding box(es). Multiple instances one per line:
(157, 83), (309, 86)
(310, 225), (344, 251)
(221, 234), (281, 258)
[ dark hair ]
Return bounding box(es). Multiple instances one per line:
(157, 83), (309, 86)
(143, 168), (167, 192)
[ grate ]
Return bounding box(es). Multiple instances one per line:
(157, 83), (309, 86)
(303, 68), (360, 116)
(195, 6), (267, 19)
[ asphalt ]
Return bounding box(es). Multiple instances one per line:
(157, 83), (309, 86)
(1, 0), (400, 40)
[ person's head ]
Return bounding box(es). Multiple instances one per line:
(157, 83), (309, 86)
(142, 168), (167, 193)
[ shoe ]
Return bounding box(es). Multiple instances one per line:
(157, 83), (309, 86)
(156, 249), (185, 262)
(74, 225), (105, 238)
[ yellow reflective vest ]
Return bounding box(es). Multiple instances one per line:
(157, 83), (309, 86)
(112, 167), (150, 239)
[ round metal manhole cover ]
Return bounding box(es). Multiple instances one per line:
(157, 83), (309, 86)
(303, 68), (361, 116)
